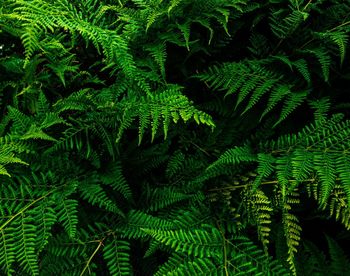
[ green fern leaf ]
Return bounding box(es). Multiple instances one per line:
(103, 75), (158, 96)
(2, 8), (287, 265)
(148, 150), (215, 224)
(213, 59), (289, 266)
(9, 215), (39, 276)
(244, 189), (273, 253)
(29, 203), (57, 252)
(260, 84), (291, 121)
(273, 90), (308, 127)
(336, 154), (350, 203)
(304, 48), (331, 82)
(121, 210), (176, 239)
(103, 238), (132, 276)
(253, 153), (275, 190)
(282, 210), (301, 275)
(56, 199), (78, 238)
(291, 149), (313, 182)
(326, 235), (350, 275)
(327, 31), (348, 65)
(207, 144), (257, 171)
(101, 163), (132, 201)
(0, 228), (15, 275)
(314, 152), (336, 205)
(177, 22), (191, 50)
(141, 226), (222, 258)
(79, 182), (124, 217)
(293, 59), (311, 85)
(161, 257), (220, 275)
(154, 253), (187, 276)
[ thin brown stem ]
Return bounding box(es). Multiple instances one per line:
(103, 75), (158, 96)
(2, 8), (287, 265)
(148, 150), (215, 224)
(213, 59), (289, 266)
(80, 238), (106, 276)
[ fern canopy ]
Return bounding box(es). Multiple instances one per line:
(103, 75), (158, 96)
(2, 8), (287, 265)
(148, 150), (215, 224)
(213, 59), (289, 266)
(0, 0), (350, 275)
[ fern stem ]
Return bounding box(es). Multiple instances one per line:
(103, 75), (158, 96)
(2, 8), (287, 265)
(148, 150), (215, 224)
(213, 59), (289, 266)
(298, 20), (350, 50)
(189, 141), (211, 157)
(216, 220), (229, 276)
(329, 21), (350, 32)
(302, 0), (313, 11)
(208, 178), (317, 192)
(0, 191), (53, 231)
(80, 238), (106, 276)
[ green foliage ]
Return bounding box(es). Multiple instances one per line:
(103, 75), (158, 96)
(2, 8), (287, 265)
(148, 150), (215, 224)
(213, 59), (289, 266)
(0, 0), (350, 275)
(297, 237), (350, 276)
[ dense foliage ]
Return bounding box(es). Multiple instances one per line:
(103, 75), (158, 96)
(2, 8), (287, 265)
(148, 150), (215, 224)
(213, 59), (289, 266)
(1, 0), (350, 275)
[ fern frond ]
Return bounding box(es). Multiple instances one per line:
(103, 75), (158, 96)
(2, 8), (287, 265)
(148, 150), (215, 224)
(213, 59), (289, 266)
(103, 238), (132, 276)
(141, 226), (222, 257)
(154, 252), (188, 276)
(120, 210), (176, 239)
(101, 162), (132, 201)
(281, 197), (301, 276)
(293, 59), (311, 85)
(308, 97), (331, 123)
(327, 185), (350, 230)
(79, 182), (124, 217)
(318, 30), (349, 65)
(253, 153), (275, 190)
(207, 144), (257, 173)
(8, 214), (39, 275)
(326, 235), (350, 275)
(0, 138), (28, 177)
(0, 228), (15, 275)
(270, 9), (308, 39)
(273, 90), (308, 127)
(161, 257), (220, 275)
(314, 152), (336, 205)
(260, 84), (291, 121)
(198, 60), (308, 124)
(29, 202), (57, 252)
(231, 236), (290, 275)
(335, 154), (350, 200)
(303, 48), (331, 82)
(117, 85), (215, 143)
(147, 187), (192, 211)
(243, 189), (272, 253)
(56, 199), (78, 238)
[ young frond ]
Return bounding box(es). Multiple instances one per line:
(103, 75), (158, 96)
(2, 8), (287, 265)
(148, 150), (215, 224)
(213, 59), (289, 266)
(243, 189), (273, 253)
(282, 208), (301, 275)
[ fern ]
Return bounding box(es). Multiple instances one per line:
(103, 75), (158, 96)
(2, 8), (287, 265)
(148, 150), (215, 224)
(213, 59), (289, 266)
(281, 194), (302, 276)
(55, 199), (79, 238)
(270, 9), (309, 39)
(243, 189), (273, 253)
(298, 237), (350, 276)
(0, 138), (28, 177)
(141, 226), (222, 257)
(197, 60), (309, 125)
(0, 228), (15, 275)
(1, 0), (350, 275)
(326, 235), (350, 275)
(103, 238), (132, 276)
(160, 257), (220, 275)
